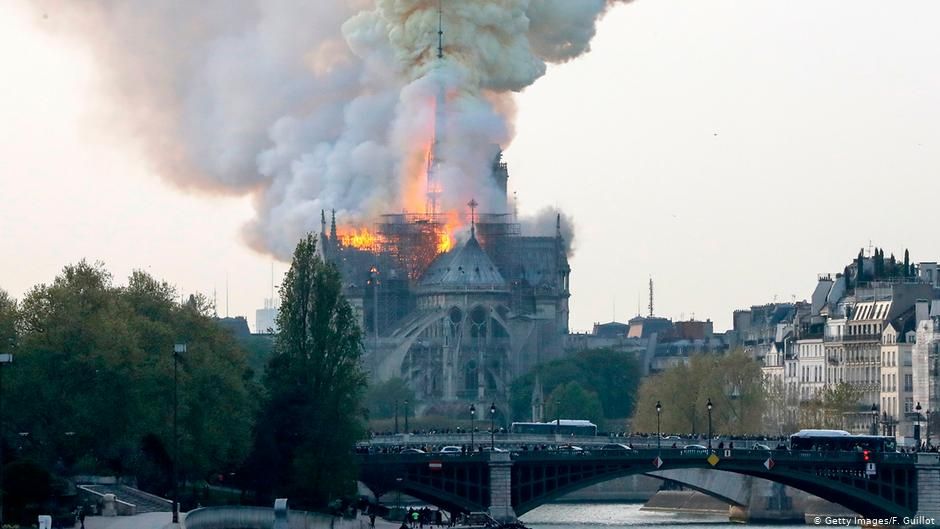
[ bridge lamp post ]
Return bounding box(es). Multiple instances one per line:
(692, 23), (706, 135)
(469, 404), (476, 452)
(394, 400), (399, 434)
(404, 399), (409, 433)
(490, 403), (496, 449)
(706, 398), (713, 452)
(870, 403), (878, 436)
(655, 401), (662, 452)
(172, 343), (186, 525)
(915, 402), (923, 450)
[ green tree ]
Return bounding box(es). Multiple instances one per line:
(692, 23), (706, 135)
(904, 249), (911, 277)
(510, 349), (640, 424)
(5, 263), (255, 496)
(0, 289), (16, 355)
(544, 382), (605, 427)
(632, 351), (767, 435)
(248, 234), (366, 508)
(818, 382), (861, 429)
(364, 378), (414, 420)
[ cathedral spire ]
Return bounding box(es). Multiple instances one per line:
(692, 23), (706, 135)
(330, 209), (337, 243)
(468, 198), (478, 239)
(437, 0), (444, 59)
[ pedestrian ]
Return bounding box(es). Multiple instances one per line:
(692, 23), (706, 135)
(411, 510), (420, 527)
(370, 513), (376, 528)
(78, 506), (86, 529)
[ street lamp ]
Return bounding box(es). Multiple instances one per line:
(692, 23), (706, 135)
(490, 403), (496, 449)
(0, 353), (14, 527)
(656, 401), (662, 452)
(469, 404), (476, 452)
(404, 400), (409, 433)
(915, 402), (923, 450)
(394, 400), (399, 434)
(870, 403), (878, 435)
(172, 343), (186, 524)
(706, 398), (713, 452)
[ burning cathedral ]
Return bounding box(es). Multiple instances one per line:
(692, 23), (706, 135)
(315, 10), (571, 413)
(319, 154), (570, 410)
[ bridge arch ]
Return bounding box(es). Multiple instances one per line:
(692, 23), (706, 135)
(359, 450), (920, 522)
(509, 455), (916, 518)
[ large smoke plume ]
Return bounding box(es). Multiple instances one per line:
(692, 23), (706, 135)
(32, 0), (629, 258)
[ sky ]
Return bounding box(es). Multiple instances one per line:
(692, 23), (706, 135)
(2, 0), (939, 333)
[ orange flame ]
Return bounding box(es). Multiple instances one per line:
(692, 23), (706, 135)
(339, 227), (379, 251)
(437, 230), (453, 253)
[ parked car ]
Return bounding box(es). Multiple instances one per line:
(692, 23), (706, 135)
(439, 445), (462, 454)
(600, 443), (633, 451)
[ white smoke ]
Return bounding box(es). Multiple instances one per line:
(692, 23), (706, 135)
(29, 0), (629, 259)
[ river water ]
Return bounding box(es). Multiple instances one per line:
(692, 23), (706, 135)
(521, 503), (806, 529)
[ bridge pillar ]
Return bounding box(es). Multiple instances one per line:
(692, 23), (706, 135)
(488, 452), (516, 523)
(728, 479), (801, 524)
(913, 456), (940, 526)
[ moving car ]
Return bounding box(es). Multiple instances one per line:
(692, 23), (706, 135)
(401, 448), (426, 454)
(600, 443), (633, 451)
(439, 446), (462, 454)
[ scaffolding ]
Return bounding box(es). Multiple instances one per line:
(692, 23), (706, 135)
(377, 213), (453, 281)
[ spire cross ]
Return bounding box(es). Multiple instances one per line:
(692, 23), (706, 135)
(468, 198), (478, 237)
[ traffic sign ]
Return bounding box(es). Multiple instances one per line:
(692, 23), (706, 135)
(866, 462), (876, 476)
(429, 461), (442, 471)
(764, 458), (775, 470)
(707, 454), (720, 466)
(653, 456), (663, 469)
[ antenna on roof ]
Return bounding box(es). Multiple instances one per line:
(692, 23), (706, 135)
(648, 276), (654, 317)
(437, 0), (444, 59)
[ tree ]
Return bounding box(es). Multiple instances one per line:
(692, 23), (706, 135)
(818, 382), (861, 429)
(247, 234), (366, 508)
(510, 349), (640, 424)
(904, 249), (911, 277)
(632, 351), (767, 436)
(5, 262), (255, 496)
(544, 382), (604, 427)
(0, 289), (15, 355)
(364, 378), (414, 420)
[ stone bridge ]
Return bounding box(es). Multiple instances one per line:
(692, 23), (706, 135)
(357, 448), (940, 527)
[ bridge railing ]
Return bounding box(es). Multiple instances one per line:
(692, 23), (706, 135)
(362, 434), (783, 450)
(357, 447), (920, 464)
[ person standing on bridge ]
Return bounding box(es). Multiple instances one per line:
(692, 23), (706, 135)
(78, 506), (86, 529)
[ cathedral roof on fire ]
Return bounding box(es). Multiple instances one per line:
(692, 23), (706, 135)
(419, 233), (508, 292)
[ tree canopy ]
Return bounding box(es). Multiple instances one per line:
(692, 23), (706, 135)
(2, 262), (256, 501)
(245, 233), (366, 508)
(510, 348), (641, 428)
(632, 351), (767, 436)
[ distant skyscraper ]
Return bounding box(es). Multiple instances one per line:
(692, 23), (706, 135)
(255, 297), (278, 334)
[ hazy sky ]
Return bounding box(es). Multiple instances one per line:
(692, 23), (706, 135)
(2, 1), (939, 332)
